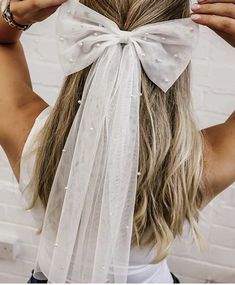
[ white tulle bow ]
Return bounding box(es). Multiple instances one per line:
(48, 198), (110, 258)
(33, 0), (199, 283)
(56, 0), (198, 93)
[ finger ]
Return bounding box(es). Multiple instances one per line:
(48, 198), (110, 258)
(213, 29), (235, 47)
(11, 4), (61, 25)
(191, 3), (235, 19)
(34, 5), (61, 22)
(11, 0), (67, 17)
(198, 0), (235, 3)
(191, 13), (235, 34)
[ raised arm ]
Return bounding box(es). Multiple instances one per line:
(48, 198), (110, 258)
(190, 1), (235, 206)
(0, 0), (66, 179)
(201, 113), (235, 207)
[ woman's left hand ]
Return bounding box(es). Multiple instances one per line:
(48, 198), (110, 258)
(191, 0), (235, 48)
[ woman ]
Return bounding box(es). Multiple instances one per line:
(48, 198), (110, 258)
(0, 0), (235, 283)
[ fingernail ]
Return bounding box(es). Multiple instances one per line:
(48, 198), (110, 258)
(191, 4), (201, 10)
(191, 14), (201, 20)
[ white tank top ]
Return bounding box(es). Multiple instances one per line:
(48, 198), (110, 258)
(19, 106), (174, 283)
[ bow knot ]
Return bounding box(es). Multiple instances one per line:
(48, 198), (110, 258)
(119, 30), (132, 45)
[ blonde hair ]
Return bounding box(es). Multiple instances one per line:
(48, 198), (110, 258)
(29, 0), (206, 263)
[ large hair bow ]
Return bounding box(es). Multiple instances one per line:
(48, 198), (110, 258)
(33, 0), (199, 283)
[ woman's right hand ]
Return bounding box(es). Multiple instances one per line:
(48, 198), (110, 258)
(10, 0), (68, 25)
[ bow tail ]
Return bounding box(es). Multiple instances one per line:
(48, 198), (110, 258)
(35, 44), (141, 283)
(90, 45), (142, 282)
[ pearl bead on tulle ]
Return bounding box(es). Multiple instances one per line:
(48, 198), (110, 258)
(143, 32), (149, 41)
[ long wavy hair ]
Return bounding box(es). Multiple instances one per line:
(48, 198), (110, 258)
(29, 0), (206, 263)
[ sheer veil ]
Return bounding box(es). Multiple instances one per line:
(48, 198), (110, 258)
(32, 0), (199, 282)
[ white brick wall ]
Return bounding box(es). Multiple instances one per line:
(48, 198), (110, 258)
(0, 11), (235, 283)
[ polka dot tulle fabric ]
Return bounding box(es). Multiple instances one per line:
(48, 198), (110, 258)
(32, 0), (199, 282)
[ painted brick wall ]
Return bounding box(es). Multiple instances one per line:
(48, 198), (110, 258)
(0, 10), (235, 283)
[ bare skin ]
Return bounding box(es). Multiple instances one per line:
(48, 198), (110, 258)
(0, 0), (235, 207)
(191, 0), (235, 48)
(0, 0), (67, 178)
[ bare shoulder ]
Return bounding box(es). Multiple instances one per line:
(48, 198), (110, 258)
(201, 113), (235, 206)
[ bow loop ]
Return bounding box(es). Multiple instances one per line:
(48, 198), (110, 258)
(132, 19), (198, 92)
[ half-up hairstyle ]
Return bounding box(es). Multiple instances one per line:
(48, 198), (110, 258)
(29, 0), (206, 263)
